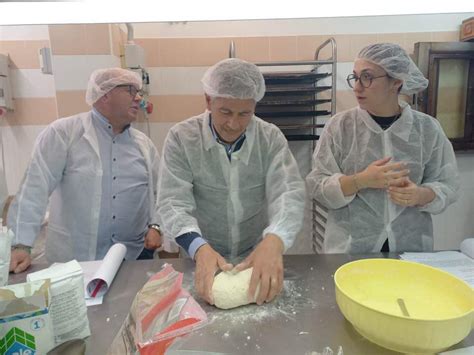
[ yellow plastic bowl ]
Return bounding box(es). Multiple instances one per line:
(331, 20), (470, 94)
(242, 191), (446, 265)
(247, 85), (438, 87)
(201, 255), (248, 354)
(334, 258), (474, 354)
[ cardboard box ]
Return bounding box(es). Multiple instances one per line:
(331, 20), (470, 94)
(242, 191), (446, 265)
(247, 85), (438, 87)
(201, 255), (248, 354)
(460, 17), (474, 42)
(0, 280), (54, 355)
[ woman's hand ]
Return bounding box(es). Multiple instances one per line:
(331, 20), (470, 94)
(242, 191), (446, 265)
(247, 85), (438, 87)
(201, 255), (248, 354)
(388, 177), (435, 207)
(358, 157), (409, 189)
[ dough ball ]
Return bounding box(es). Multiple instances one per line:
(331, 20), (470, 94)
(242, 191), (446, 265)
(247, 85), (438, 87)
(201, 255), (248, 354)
(212, 268), (260, 309)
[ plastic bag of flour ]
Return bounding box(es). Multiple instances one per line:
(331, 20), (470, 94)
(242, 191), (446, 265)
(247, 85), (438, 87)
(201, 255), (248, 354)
(0, 223), (13, 287)
(108, 264), (207, 355)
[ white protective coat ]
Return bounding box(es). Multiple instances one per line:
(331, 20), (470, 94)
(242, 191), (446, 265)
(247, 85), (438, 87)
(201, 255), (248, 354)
(306, 102), (459, 253)
(8, 112), (159, 262)
(157, 111), (305, 260)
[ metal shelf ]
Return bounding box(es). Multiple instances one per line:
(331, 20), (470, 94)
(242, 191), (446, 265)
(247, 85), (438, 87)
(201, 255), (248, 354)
(257, 98), (332, 106)
(255, 110), (331, 118)
(263, 85), (332, 94)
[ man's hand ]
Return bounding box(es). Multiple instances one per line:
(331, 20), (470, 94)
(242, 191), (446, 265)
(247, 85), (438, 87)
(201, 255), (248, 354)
(388, 177), (435, 207)
(234, 234), (284, 305)
(144, 228), (162, 250)
(9, 248), (31, 274)
(194, 244), (233, 305)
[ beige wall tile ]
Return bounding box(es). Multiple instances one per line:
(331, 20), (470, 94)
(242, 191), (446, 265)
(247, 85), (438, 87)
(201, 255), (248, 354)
(49, 24), (85, 55)
(316, 36), (338, 62)
(135, 37), (270, 67)
(157, 38), (229, 67)
(187, 38), (230, 66)
(0, 40), (49, 69)
(297, 35), (324, 61)
(50, 24), (111, 55)
(134, 38), (159, 67)
(5, 97), (57, 125)
(132, 32), (455, 68)
(331, 35), (352, 63)
(432, 31), (459, 42)
(84, 24), (111, 55)
(111, 24), (124, 57)
(405, 32), (433, 55)
(56, 90), (89, 117)
(231, 37), (270, 63)
(376, 33), (407, 51)
(269, 36), (297, 62)
(157, 38), (200, 67)
(147, 94), (206, 122)
(349, 34), (379, 59)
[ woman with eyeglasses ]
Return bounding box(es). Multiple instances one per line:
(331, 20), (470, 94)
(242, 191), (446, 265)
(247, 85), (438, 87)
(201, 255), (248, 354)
(306, 43), (459, 254)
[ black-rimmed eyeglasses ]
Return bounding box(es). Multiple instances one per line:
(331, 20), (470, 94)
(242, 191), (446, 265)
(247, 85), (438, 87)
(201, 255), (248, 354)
(116, 84), (145, 97)
(346, 72), (388, 89)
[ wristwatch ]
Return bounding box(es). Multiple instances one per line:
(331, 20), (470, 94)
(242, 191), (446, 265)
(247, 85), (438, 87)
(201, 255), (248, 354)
(11, 244), (32, 254)
(148, 224), (162, 235)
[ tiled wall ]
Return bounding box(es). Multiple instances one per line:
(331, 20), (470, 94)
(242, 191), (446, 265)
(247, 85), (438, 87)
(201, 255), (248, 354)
(50, 24), (123, 117)
(0, 28), (57, 127)
(1, 13), (473, 252)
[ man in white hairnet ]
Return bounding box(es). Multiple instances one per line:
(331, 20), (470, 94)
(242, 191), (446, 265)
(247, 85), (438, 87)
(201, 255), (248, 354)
(157, 58), (305, 306)
(8, 68), (162, 273)
(306, 43), (459, 253)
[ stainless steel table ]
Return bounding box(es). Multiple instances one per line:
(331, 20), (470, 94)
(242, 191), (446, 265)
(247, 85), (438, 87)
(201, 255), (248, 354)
(9, 254), (474, 354)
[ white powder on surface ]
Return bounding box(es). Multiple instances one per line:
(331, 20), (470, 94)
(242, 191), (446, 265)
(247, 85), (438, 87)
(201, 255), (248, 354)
(177, 268), (320, 353)
(169, 267), (328, 354)
(182, 279), (319, 353)
(206, 279), (317, 326)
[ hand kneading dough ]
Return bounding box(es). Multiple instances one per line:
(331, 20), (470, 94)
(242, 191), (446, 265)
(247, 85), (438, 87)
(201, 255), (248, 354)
(212, 268), (260, 309)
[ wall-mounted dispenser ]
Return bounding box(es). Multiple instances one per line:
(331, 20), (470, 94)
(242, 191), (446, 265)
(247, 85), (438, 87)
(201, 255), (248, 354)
(0, 54), (13, 118)
(39, 47), (53, 75)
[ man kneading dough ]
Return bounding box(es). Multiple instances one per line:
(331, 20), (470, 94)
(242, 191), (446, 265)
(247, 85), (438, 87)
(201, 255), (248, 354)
(156, 59), (305, 307)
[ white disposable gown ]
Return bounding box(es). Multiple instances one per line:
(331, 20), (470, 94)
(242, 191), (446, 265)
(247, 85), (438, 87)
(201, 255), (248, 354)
(8, 112), (159, 262)
(157, 111), (305, 260)
(306, 102), (459, 253)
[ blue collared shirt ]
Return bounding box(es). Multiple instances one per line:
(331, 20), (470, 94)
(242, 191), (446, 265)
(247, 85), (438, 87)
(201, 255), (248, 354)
(208, 116), (246, 161)
(175, 115), (246, 259)
(92, 108), (149, 260)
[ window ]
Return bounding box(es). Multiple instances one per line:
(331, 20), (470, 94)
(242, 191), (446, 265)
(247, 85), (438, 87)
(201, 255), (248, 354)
(414, 42), (474, 150)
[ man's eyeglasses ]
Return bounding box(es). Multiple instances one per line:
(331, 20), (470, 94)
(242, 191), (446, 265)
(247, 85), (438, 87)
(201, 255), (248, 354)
(346, 72), (388, 89)
(116, 85), (145, 97)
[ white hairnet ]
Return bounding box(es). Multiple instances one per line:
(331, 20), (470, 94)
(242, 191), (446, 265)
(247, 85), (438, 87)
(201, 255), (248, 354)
(201, 58), (266, 102)
(85, 68), (142, 106)
(357, 43), (429, 95)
